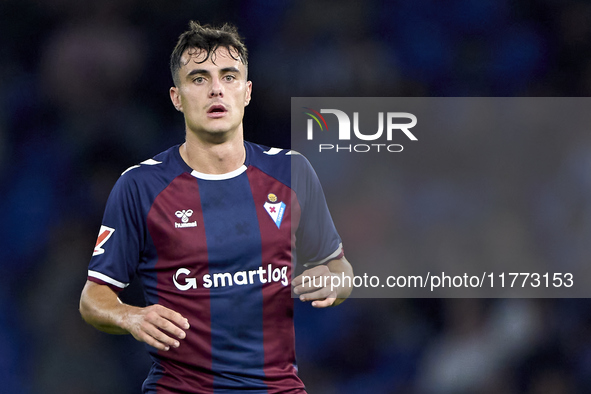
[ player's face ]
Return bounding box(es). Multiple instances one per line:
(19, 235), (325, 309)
(170, 46), (252, 140)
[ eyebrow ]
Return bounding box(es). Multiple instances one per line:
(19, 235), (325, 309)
(186, 67), (242, 78)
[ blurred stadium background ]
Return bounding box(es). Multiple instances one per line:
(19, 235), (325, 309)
(2, 0), (591, 393)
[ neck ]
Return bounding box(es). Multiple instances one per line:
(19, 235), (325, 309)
(180, 130), (246, 175)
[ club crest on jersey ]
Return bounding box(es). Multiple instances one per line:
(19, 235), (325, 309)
(264, 194), (285, 229)
(175, 209), (197, 228)
(93, 225), (115, 256)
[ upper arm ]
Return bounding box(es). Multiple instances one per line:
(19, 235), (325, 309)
(292, 154), (342, 265)
(87, 174), (145, 291)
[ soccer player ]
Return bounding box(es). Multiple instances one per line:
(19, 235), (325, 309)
(79, 21), (353, 393)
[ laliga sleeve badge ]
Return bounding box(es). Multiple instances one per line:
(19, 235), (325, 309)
(93, 225), (115, 256)
(264, 193), (285, 229)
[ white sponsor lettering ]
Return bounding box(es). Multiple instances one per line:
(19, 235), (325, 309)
(173, 264), (289, 291)
(173, 268), (198, 291)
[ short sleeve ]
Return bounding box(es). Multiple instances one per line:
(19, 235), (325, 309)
(87, 174), (145, 292)
(292, 154), (343, 266)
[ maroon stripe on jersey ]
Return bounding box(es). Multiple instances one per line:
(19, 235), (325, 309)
(146, 173), (214, 393)
(246, 166), (306, 393)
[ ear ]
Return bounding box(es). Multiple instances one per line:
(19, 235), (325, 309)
(244, 80), (252, 107)
(170, 86), (182, 112)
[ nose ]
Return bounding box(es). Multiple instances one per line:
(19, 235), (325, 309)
(209, 77), (224, 98)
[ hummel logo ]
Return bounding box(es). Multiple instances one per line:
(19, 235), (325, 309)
(175, 210), (197, 228)
(175, 209), (193, 222)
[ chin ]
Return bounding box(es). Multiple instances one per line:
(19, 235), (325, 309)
(205, 127), (232, 135)
(202, 128), (236, 142)
(188, 121), (238, 139)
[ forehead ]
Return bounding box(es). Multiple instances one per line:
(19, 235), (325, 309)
(180, 46), (244, 70)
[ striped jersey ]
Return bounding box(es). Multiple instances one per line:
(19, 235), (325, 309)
(87, 142), (343, 393)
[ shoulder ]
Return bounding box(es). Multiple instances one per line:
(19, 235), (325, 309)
(110, 145), (188, 197)
(245, 142), (310, 168)
(118, 145), (186, 182)
(245, 141), (316, 188)
(244, 141), (291, 187)
(246, 142), (321, 192)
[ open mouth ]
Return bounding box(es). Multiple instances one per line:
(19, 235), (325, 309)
(207, 104), (227, 114)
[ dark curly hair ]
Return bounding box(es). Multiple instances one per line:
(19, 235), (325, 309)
(170, 21), (248, 86)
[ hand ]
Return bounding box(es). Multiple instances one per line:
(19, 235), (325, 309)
(292, 265), (337, 308)
(123, 304), (190, 351)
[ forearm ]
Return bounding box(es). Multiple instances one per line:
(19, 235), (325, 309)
(79, 280), (134, 335)
(327, 256), (353, 305)
(80, 280), (189, 350)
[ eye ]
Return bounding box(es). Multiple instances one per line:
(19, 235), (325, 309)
(223, 75), (236, 82)
(193, 76), (205, 83)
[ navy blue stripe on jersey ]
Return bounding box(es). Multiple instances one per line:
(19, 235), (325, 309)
(197, 173), (267, 391)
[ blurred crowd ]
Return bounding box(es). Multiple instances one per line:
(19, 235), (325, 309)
(2, 0), (591, 393)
